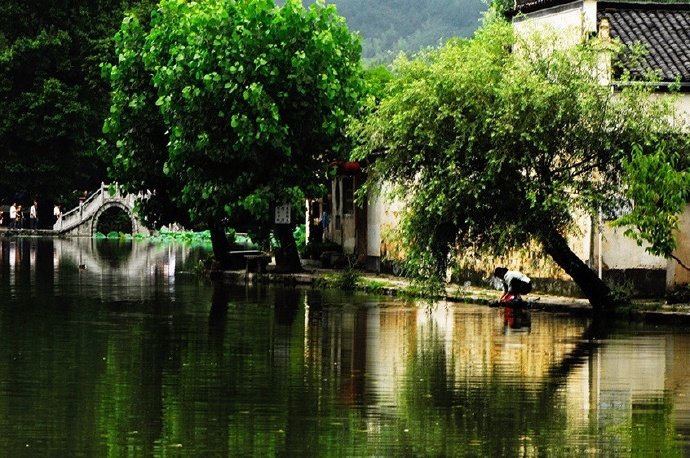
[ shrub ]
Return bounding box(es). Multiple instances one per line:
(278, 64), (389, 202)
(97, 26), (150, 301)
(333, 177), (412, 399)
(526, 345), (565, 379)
(666, 283), (690, 305)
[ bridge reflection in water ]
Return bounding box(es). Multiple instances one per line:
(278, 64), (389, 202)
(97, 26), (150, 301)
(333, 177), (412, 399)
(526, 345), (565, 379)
(1, 237), (198, 303)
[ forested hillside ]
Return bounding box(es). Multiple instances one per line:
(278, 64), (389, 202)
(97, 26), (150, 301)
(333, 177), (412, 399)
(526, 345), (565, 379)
(283, 0), (487, 63)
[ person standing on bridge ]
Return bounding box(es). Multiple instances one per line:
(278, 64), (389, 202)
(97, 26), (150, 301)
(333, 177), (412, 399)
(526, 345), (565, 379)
(53, 204), (61, 224)
(15, 205), (22, 229)
(9, 203), (16, 229)
(30, 201), (38, 229)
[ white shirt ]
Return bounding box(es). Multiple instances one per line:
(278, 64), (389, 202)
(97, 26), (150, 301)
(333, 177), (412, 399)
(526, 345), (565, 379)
(30, 205), (36, 218)
(504, 270), (530, 285)
(9, 206), (16, 219)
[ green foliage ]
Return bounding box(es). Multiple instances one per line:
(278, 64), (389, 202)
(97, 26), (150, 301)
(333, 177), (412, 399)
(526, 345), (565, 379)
(399, 282), (446, 300)
(153, 229), (212, 247)
(102, 0), (365, 242)
(315, 268), (362, 290)
(0, 0), (157, 205)
(293, 224), (307, 255)
(605, 278), (634, 308)
(614, 143), (690, 260)
(100, 5), (188, 230)
(491, 0), (514, 15)
(106, 231), (122, 239)
(666, 283), (690, 305)
(363, 65), (394, 99)
(353, 14), (686, 293)
(360, 279), (386, 294)
(96, 206), (133, 234)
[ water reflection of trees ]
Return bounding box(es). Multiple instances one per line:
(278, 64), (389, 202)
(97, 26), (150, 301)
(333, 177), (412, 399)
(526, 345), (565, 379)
(297, 296), (688, 456)
(286, 293), (584, 455)
(92, 288), (690, 455)
(1, 268), (688, 455)
(399, 320), (577, 456)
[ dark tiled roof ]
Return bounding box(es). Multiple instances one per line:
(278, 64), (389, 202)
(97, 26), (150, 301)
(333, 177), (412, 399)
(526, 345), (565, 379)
(513, 0), (575, 14)
(513, 0), (690, 15)
(599, 4), (690, 82)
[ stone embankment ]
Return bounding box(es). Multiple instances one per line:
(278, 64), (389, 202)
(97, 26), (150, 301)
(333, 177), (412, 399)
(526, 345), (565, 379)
(211, 262), (690, 325)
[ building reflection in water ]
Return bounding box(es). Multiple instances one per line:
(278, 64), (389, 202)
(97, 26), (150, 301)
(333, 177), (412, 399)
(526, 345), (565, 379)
(8, 240), (17, 286)
(301, 294), (690, 451)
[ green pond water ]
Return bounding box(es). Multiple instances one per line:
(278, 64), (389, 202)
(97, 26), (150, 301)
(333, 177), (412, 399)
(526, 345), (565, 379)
(0, 237), (689, 456)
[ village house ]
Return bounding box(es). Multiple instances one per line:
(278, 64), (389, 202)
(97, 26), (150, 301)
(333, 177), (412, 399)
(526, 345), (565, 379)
(509, 0), (690, 295)
(309, 0), (690, 297)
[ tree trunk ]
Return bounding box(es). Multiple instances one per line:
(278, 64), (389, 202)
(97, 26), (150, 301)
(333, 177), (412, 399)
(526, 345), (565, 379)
(209, 222), (231, 269)
(539, 228), (614, 313)
(274, 224), (303, 273)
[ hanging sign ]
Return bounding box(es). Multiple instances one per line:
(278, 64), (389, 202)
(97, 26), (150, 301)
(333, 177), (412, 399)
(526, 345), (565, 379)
(275, 204), (291, 224)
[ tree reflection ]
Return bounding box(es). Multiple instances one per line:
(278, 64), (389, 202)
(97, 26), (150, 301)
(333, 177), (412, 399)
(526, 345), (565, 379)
(0, 250), (686, 456)
(208, 281), (230, 351)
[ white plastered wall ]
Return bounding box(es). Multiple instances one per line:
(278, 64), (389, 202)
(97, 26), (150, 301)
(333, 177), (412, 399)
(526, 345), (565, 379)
(366, 183), (405, 260)
(512, 0), (597, 47)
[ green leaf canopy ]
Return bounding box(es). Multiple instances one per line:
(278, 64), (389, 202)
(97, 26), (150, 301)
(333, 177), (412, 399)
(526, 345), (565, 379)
(103, 0), (364, 232)
(354, 14), (688, 306)
(0, 1), (157, 204)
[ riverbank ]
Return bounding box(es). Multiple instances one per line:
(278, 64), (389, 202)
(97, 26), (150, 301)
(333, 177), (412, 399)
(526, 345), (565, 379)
(0, 228), (57, 236)
(210, 261), (690, 325)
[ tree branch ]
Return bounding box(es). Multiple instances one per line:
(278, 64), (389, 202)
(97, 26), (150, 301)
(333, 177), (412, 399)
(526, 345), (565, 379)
(671, 254), (690, 273)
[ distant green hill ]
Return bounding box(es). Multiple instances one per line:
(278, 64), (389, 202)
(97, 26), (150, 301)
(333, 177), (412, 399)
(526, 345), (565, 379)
(278, 0), (487, 63)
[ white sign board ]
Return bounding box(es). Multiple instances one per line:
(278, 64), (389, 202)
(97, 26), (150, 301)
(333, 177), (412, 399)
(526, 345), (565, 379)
(275, 204), (291, 224)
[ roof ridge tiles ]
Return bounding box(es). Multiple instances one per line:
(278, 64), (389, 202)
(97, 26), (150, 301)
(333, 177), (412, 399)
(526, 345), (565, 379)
(599, 7), (690, 82)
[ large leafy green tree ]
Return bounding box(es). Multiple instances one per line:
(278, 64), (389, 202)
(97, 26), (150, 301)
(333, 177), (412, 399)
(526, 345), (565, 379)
(99, 4), (188, 233)
(353, 14), (688, 311)
(102, 0), (364, 270)
(0, 0), (156, 219)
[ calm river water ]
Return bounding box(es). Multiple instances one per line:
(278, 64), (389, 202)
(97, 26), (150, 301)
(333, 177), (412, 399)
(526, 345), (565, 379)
(1, 237), (690, 456)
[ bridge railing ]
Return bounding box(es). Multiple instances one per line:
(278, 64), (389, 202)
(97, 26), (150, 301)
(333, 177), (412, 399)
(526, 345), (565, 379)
(54, 183), (142, 234)
(55, 185), (100, 232)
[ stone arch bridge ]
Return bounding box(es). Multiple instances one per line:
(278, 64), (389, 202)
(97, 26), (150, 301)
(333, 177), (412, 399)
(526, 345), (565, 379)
(53, 183), (151, 236)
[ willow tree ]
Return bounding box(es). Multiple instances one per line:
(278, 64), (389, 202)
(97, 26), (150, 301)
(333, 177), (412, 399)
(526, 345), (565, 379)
(102, 0), (364, 270)
(353, 14), (688, 311)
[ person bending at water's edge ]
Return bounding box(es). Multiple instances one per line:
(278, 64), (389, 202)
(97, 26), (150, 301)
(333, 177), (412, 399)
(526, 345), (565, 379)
(493, 267), (532, 302)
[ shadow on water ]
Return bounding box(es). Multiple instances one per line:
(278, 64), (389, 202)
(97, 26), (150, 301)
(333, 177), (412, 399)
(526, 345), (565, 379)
(274, 287), (300, 326)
